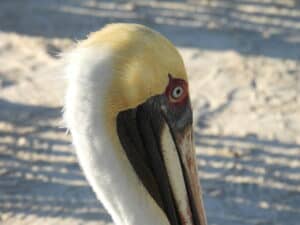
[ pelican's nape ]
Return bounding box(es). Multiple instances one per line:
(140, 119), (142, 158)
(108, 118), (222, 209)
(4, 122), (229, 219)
(64, 23), (207, 225)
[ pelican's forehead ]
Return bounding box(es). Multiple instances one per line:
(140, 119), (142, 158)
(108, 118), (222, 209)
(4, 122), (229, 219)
(82, 23), (187, 113)
(82, 24), (187, 78)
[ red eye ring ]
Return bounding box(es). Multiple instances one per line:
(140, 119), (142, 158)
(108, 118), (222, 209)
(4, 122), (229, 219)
(165, 74), (188, 104)
(169, 85), (186, 103)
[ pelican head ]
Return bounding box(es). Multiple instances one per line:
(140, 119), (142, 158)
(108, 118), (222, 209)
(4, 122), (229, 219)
(64, 23), (207, 225)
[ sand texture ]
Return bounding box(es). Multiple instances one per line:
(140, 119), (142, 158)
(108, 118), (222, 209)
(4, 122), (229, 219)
(0, 1), (300, 224)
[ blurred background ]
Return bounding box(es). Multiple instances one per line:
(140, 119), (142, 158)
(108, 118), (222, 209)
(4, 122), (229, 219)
(0, 0), (299, 224)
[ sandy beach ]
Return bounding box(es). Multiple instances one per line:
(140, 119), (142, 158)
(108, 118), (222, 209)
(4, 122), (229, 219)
(0, 1), (299, 224)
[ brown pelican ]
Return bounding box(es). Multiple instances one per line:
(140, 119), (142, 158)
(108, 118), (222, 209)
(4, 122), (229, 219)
(64, 23), (207, 225)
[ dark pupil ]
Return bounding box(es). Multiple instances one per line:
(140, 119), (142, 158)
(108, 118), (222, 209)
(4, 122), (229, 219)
(174, 87), (182, 98)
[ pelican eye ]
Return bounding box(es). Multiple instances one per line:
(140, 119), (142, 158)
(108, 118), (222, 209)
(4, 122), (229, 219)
(165, 74), (188, 103)
(171, 86), (184, 99)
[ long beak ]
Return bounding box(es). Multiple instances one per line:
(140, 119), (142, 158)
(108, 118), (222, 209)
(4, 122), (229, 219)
(117, 95), (207, 225)
(160, 123), (207, 225)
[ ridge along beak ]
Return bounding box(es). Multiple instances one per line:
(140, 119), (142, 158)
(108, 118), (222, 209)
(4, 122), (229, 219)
(161, 121), (207, 225)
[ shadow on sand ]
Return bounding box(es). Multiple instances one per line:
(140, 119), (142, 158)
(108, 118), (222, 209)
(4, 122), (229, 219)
(0, 0), (300, 60)
(0, 99), (111, 222)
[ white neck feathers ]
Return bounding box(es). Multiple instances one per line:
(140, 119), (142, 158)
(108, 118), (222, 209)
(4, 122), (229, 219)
(64, 46), (170, 225)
